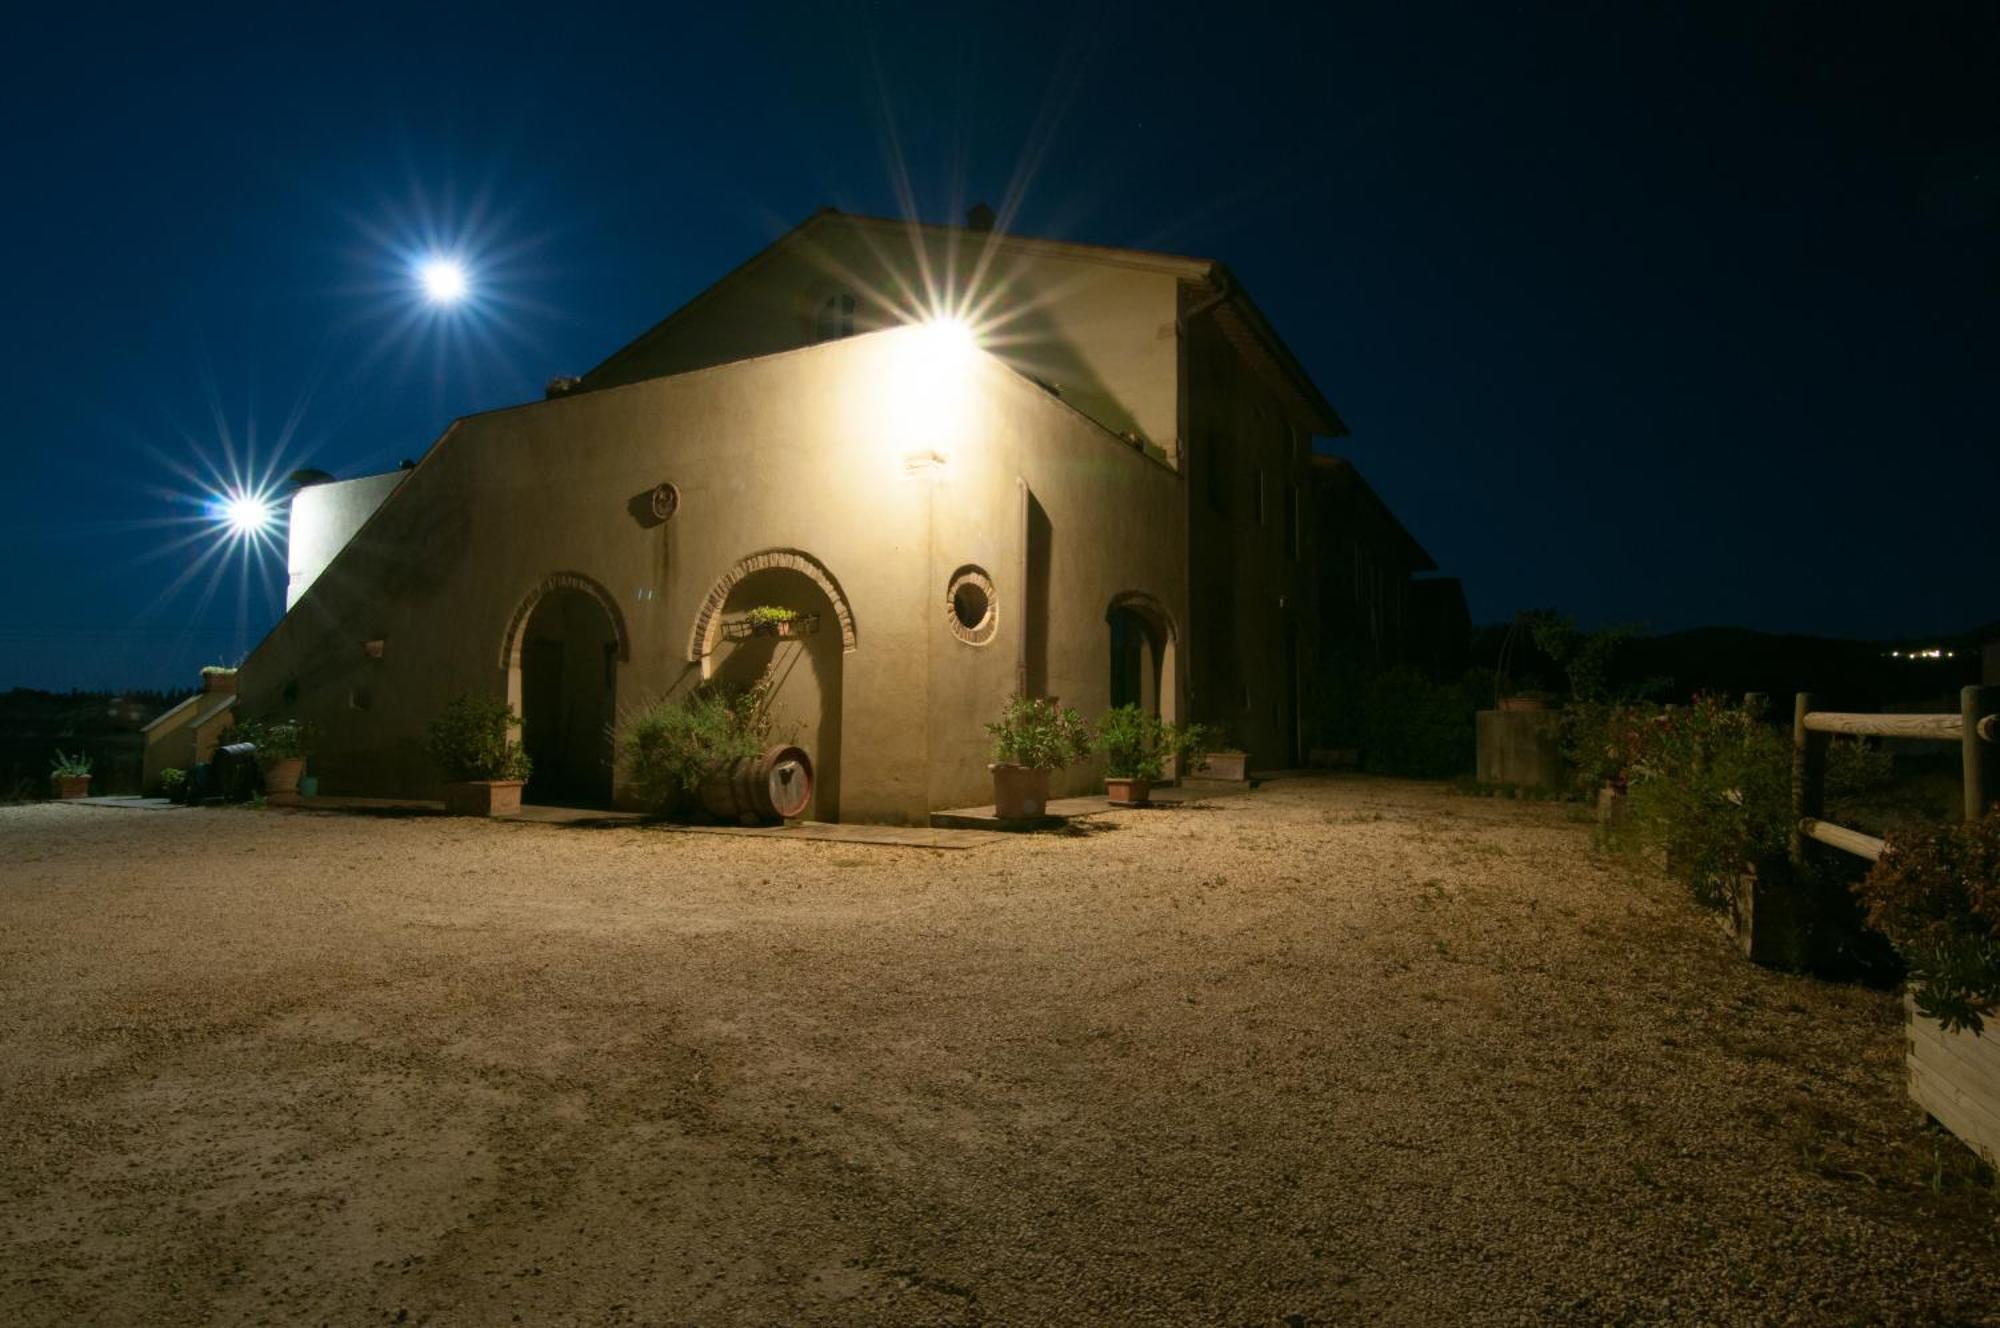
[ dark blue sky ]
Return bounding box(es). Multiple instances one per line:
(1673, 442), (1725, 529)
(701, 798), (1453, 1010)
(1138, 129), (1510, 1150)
(3, 2), (1994, 690)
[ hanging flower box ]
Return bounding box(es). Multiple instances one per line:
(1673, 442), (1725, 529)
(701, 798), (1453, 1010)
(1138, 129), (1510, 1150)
(723, 610), (819, 642)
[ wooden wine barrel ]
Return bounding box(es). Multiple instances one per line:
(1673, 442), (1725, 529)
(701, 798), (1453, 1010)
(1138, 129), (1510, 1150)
(212, 742), (262, 802)
(697, 744), (813, 823)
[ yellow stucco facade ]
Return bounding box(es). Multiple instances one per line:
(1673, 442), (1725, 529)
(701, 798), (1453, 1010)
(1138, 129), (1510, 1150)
(238, 210), (1375, 822)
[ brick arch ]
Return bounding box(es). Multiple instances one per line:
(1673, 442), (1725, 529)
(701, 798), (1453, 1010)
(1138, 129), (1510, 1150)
(689, 548), (858, 670)
(499, 571), (631, 670)
(1107, 590), (1178, 642)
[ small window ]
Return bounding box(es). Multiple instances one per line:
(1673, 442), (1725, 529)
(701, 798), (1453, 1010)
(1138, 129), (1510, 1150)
(815, 292), (856, 342)
(945, 566), (997, 645)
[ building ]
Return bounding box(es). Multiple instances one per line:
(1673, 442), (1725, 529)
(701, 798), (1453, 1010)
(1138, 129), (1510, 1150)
(239, 208), (1445, 822)
(140, 673), (237, 789)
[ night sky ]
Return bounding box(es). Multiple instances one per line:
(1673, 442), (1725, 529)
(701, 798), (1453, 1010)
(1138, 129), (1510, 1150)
(3, 2), (1994, 692)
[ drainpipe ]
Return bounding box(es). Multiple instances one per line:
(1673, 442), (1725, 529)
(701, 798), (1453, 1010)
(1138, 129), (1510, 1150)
(1015, 476), (1031, 698)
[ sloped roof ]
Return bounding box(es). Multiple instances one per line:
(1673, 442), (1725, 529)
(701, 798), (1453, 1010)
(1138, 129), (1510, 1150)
(582, 208), (1347, 437)
(1310, 455), (1435, 572)
(140, 692), (200, 734)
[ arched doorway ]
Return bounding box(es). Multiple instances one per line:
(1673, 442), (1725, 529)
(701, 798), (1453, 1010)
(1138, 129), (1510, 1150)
(1106, 592), (1179, 723)
(502, 574), (627, 807)
(691, 550), (854, 822)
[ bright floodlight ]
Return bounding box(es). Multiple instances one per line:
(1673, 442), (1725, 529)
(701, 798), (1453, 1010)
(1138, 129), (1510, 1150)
(222, 492), (271, 535)
(419, 257), (469, 304)
(920, 316), (976, 357)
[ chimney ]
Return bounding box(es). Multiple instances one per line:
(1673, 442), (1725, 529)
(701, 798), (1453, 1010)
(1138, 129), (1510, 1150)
(201, 668), (238, 695)
(965, 202), (996, 233)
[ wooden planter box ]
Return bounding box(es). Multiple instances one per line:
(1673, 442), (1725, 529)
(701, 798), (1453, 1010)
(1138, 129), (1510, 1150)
(1906, 996), (2000, 1167)
(52, 775), (90, 800)
(443, 780), (525, 817)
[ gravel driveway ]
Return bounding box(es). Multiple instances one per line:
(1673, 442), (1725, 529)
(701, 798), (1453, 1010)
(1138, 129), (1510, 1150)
(1, 777), (1994, 1326)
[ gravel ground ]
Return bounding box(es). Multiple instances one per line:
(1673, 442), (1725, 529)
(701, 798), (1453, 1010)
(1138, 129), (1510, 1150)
(1, 776), (1995, 1327)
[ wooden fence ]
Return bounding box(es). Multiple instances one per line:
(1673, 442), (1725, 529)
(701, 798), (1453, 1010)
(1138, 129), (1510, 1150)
(1790, 685), (1998, 866)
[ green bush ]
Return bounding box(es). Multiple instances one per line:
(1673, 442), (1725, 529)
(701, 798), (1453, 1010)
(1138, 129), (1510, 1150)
(742, 605), (798, 626)
(1559, 700), (1662, 797)
(1094, 708), (1221, 781)
(986, 696), (1091, 771)
(1356, 669), (1483, 778)
(159, 768), (187, 798)
(1623, 694), (1790, 908)
(424, 694), (532, 783)
(621, 680), (771, 812)
(232, 717), (317, 764)
(1853, 808), (2000, 1035)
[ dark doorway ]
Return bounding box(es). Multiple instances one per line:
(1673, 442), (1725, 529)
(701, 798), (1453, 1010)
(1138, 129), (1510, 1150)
(519, 588), (619, 806)
(1108, 604), (1164, 716)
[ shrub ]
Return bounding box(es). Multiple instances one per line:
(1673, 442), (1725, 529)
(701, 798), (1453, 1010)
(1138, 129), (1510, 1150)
(1559, 699), (1661, 797)
(159, 768), (187, 798)
(424, 694), (532, 783)
(1853, 808), (2000, 1035)
(232, 717), (317, 764)
(1093, 709), (1218, 781)
(1623, 694), (1790, 908)
(621, 680), (771, 811)
(49, 750), (92, 778)
(986, 696), (1091, 771)
(1357, 669), (1483, 778)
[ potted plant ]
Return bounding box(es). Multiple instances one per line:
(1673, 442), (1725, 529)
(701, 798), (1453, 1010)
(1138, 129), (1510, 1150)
(424, 694), (533, 816)
(1852, 808), (2000, 1165)
(725, 606), (819, 641)
(984, 696), (1090, 820)
(49, 751), (92, 799)
(233, 717), (317, 804)
(1094, 709), (1218, 807)
(158, 767), (188, 802)
(1096, 705), (1163, 806)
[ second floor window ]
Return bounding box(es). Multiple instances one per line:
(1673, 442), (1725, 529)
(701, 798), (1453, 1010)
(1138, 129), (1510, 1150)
(815, 292), (856, 342)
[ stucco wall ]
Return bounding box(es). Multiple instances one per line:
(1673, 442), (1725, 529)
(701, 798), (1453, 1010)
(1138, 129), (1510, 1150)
(581, 219), (1189, 467)
(1184, 313), (1320, 769)
(238, 328), (1184, 824)
(287, 472), (407, 609)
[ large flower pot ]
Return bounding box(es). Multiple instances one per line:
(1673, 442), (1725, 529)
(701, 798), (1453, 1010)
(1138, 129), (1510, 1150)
(1906, 995), (2000, 1168)
(264, 757), (305, 805)
(52, 775), (90, 800)
(990, 763), (1050, 820)
(444, 779), (525, 817)
(1105, 776), (1152, 808)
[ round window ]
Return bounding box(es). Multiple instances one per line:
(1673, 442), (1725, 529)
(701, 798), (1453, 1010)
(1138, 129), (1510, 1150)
(945, 566), (997, 645)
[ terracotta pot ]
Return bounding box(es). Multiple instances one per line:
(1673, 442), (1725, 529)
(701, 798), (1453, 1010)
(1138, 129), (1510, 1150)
(1105, 776), (1152, 808)
(1498, 696), (1547, 712)
(52, 775), (90, 800)
(989, 763), (1051, 820)
(264, 757), (305, 804)
(443, 779), (526, 817)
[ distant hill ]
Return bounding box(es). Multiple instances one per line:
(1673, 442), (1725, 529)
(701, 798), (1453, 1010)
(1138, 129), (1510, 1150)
(1470, 621), (1990, 712)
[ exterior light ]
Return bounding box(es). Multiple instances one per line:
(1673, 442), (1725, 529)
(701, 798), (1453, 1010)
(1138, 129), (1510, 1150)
(217, 490), (272, 536)
(418, 257), (469, 304)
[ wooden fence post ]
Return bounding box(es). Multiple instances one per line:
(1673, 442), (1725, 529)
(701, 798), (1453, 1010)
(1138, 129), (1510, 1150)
(1966, 685), (1995, 821)
(1791, 692), (1825, 869)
